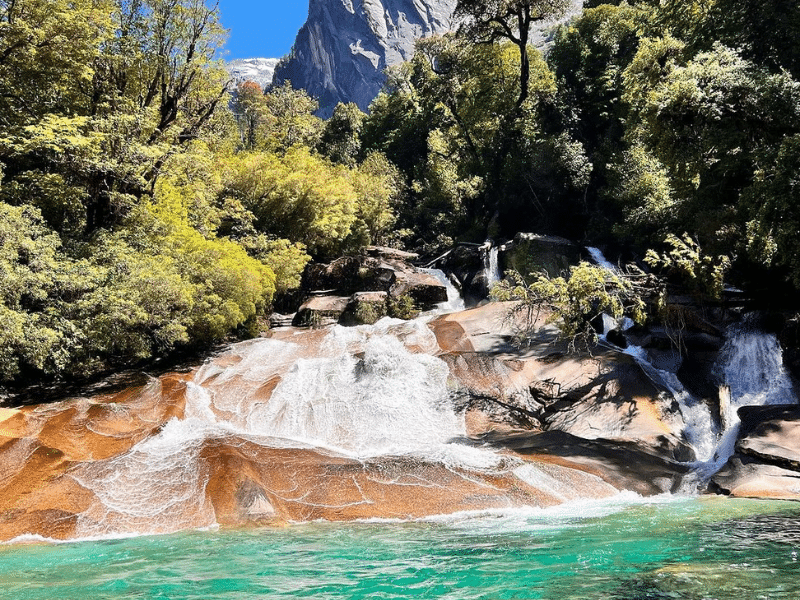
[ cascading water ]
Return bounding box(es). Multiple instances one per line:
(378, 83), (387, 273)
(484, 244), (501, 289)
(588, 247), (798, 482)
(695, 319), (798, 477)
(587, 246), (619, 272)
(421, 268), (466, 313)
(72, 314), (611, 538)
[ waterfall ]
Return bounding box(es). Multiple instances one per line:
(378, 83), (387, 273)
(696, 320), (798, 477)
(421, 268), (465, 313)
(484, 244), (501, 289)
(587, 247), (797, 480)
(587, 246), (619, 272)
(71, 318), (523, 537)
(245, 327), (462, 456)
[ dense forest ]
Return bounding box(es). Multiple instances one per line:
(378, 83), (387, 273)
(1, 0), (799, 386)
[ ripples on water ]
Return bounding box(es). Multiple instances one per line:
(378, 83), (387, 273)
(2, 496), (799, 600)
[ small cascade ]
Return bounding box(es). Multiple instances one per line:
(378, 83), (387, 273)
(695, 319), (798, 477)
(587, 246), (619, 272)
(484, 244), (502, 289)
(421, 268), (465, 313)
(74, 318), (565, 536)
(586, 247), (797, 481)
(616, 319), (797, 482)
(245, 326), (462, 456)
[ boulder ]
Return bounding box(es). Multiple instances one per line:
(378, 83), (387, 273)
(390, 269), (447, 307)
(711, 456), (800, 500)
(301, 253), (448, 313)
(494, 430), (690, 496)
(711, 405), (800, 499)
(339, 291), (389, 326)
(293, 295), (350, 327)
(429, 302), (695, 464)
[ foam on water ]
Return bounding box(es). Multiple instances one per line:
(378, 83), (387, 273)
(420, 268), (466, 313)
(246, 333), (461, 456)
(69, 317), (530, 537)
(587, 246), (619, 272)
(484, 245), (501, 289)
(589, 247), (797, 481)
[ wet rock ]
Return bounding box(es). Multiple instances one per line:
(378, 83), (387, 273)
(491, 430), (690, 496)
(434, 243), (488, 304)
(302, 252), (447, 312)
(268, 313), (294, 328)
(389, 269), (447, 307)
(293, 295), (350, 327)
(441, 352), (544, 434)
(430, 302), (695, 463)
(711, 456), (800, 500)
(711, 406), (800, 499)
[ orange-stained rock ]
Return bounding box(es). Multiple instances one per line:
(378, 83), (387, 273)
(495, 430), (689, 496)
(712, 457), (800, 500)
(200, 437), (619, 526)
(0, 301), (708, 543)
(711, 406), (800, 500)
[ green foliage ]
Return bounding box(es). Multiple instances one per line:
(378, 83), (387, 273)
(319, 102), (366, 166)
(387, 294), (419, 320)
(241, 237), (311, 294)
(0, 204), (75, 379)
(363, 35), (576, 244)
(222, 147), (358, 257)
(491, 263), (646, 350)
(644, 233), (731, 300)
(231, 80), (323, 153)
(742, 134), (800, 286)
(348, 152), (402, 247)
(455, 0), (572, 109)
(708, 0), (800, 79)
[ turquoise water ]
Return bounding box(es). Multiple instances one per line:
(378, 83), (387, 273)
(2, 496), (799, 600)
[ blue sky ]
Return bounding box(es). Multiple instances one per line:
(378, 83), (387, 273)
(218, 1), (309, 60)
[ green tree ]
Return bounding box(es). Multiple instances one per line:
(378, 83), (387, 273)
(619, 40), (800, 251)
(319, 102), (365, 166)
(0, 0), (231, 236)
(491, 263), (646, 351)
(455, 0), (572, 110)
(223, 147), (358, 257)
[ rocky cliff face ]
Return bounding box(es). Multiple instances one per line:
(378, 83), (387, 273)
(273, 0), (457, 117)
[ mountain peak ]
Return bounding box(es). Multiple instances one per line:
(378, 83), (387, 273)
(273, 0), (458, 117)
(227, 57), (281, 90)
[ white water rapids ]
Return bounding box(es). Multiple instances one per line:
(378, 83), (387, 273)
(69, 316), (560, 538)
(65, 250), (798, 538)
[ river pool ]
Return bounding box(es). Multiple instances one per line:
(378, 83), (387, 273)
(2, 494), (799, 599)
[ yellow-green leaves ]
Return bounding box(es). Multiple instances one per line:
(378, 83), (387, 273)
(491, 263), (646, 351)
(223, 147), (358, 256)
(644, 233), (730, 300)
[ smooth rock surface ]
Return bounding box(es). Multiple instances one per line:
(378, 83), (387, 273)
(712, 406), (800, 499)
(0, 301), (706, 542)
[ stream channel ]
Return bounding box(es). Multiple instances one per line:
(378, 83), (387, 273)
(1, 257), (799, 599)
